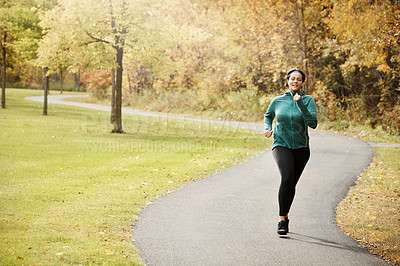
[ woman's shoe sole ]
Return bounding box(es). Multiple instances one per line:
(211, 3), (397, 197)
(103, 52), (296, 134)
(277, 229), (287, 235)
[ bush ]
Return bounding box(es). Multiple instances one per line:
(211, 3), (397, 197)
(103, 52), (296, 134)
(123, 87), (277, 122)
(123, 84), (400, 136)
(381, 105), (400, 135)
(80, 69), (111, 100)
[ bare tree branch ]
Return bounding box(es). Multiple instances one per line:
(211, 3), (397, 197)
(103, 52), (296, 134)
(86, 31), (112, 45)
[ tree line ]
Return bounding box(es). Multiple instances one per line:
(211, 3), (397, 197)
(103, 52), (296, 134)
(1, 0), (399, 134)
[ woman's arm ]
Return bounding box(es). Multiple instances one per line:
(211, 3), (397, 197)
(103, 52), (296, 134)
(264, 100), (276, 132)
(296, 97), (318, 129)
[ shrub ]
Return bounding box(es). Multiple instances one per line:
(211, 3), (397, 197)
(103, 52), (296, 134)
(80, 69), (111, 100)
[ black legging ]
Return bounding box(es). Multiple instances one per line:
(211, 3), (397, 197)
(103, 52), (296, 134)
(272, 146), (310, 216)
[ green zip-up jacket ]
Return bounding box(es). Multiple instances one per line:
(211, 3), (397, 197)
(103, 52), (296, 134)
(264, 90), (318, 149)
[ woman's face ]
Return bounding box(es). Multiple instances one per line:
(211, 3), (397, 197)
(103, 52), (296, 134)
(288, 72), (303, 92)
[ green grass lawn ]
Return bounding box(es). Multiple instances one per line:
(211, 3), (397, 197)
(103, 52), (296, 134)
(0, 89), (269, 265)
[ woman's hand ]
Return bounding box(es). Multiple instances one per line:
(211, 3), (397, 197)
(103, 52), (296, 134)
(294, 93), (301, 102)
(265, 130), (273, 138)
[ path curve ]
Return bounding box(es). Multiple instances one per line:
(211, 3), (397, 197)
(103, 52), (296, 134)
(25, 95), (262, 131)
(26, 94), (389, 265)
(133, 132), (389, 266)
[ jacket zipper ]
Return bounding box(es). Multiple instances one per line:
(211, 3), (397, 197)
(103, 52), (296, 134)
(290, 92), (295, 148)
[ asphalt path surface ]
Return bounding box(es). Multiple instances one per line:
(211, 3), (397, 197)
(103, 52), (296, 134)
(27, 95), (390, 265)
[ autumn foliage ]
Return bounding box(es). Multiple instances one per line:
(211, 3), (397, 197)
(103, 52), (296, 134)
(80, 69), (111, 99)
(1, 0), (400, 134)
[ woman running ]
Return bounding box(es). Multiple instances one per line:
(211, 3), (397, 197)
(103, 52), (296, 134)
(264, 68), (318, 235)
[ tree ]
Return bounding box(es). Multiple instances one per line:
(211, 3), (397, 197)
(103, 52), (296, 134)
(257, 0), (332, 92)
(326, 0), (400, 131)
(329, 1), (393, 72)
(0, 0), (41, 109)
(37, 2), (77, 115)
(1, 19), (6, 109)
(43, 67), (49, 115)
(172, 0), (331, 94)
(220, 0), (288, 93)
(38, 0), (171, 132)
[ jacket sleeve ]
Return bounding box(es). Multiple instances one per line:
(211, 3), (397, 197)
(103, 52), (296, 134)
(264, 99), (276, 131)
(296, 96), (318, 129)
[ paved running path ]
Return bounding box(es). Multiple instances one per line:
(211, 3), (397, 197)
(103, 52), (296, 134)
(27, 95), (389, 265)
(133, 132), (389, 266)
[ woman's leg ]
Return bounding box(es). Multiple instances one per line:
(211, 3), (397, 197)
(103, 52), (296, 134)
(286, 147), (310, 213)
(272, 146), (295, 217)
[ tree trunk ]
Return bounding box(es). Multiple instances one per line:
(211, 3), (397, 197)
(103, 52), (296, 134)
(112, 47), (123, 133)
(126, 68), (133, 94)
(74, 71), (80, 91)
(43, 67), (49, 115)
(352, 65), (361, 95)
(110, 69), (116, 124)
(60, 70), (63, 94)
(300, 0), (309, 93)
(1, 32), (6, 109)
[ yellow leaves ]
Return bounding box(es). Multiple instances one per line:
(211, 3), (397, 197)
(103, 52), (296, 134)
(330, 0), (391, 70)
(377, 63), (391, 73)
(116, 233), (127, 242)
(348, 0), (354, 9)
(364, 211), (376, 221)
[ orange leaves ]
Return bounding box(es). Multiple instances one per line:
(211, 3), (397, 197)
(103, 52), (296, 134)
(80, 68), (112, 96)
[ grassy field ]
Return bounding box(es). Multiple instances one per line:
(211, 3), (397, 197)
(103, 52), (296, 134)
(337, 147), (400, 265)
(0, 89), (269, 265)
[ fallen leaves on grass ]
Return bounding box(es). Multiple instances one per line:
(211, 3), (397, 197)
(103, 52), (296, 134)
(336, 148), (400, 265)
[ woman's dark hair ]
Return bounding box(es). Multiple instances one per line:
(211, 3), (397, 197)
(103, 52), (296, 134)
(286, 68), (306, 82)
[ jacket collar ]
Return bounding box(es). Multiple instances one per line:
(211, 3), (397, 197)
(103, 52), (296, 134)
(285, 90), (305, 96)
